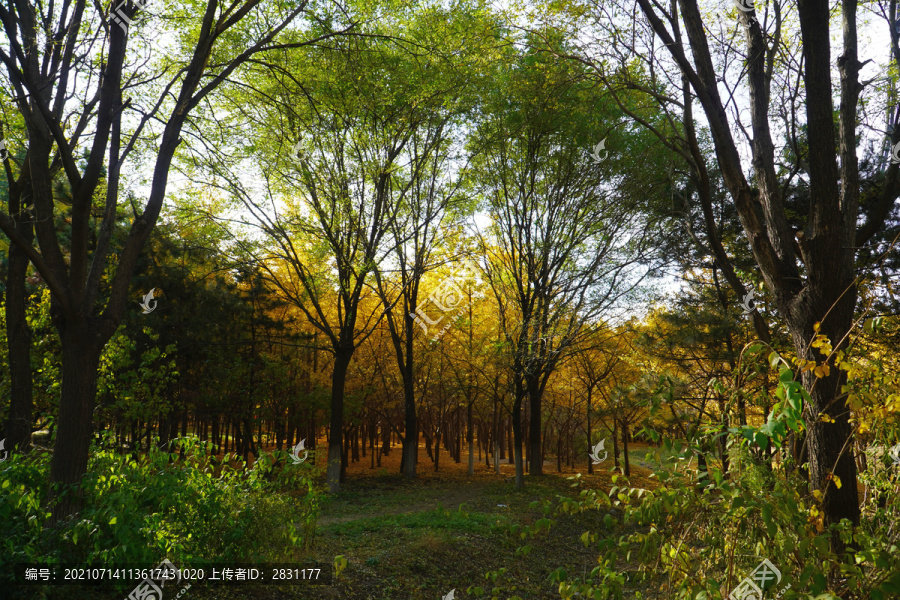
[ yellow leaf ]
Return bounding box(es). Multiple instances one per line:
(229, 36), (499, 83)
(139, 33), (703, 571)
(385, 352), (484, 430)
(813, 322), (821, 333)
(833, 475), (842, 489)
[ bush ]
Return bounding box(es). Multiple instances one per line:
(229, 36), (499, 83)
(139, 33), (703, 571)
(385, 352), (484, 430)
(0, 435), (323, 584)
(511, 336), (900, 600)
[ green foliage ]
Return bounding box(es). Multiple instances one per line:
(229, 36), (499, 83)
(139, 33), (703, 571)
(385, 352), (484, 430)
(528, 346), (900, 599)
(0, 435), (323, 583)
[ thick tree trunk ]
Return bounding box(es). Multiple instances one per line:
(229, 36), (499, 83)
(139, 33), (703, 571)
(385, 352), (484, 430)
(49, 326), (103, 521)
(792, 306), (860, 543)
(327, 352), (352, 493)
(4, 237), (34, 455)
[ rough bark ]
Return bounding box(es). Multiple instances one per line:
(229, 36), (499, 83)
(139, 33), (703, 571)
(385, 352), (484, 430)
(633, 0), (868, 550)
(48, 325), (103, 521)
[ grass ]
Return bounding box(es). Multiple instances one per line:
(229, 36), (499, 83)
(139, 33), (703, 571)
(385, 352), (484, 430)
(15, 442), (669, 600)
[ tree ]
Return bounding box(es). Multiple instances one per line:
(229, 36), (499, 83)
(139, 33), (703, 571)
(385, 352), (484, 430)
(621, 0), (900, 550)
(364, 5), (488, 479)
(472, 36), (659, 487)
(0, 0), (347, 517)
(573, 326), (622, 474)
(0, 116), (34, 456)
(207, 27), (453, 490)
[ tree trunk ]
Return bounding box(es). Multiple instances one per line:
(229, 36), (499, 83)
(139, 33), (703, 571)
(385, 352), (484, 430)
(556, 428), (562, 473)
(360, 420), (366, 458)
(587, 391), (593, 475)
(512, 394), (525, 488)
(434, 423), (441, 472)
(48, 327), (103, 521)
(612, 418), (620, 472)
(795, 316), (860, 542)
(351, 425), (360, 462)
(467, 401), (474, 476)
(424, 428), (433, 461)
(327, 351), (352, 492)
(499, 414), (506, 460)
(402, 373), (417, 479)
(507, 416), (514, 463)
(527, 377), (542, 476)
(381, 421), (392, 455)
(4, 235), (34, 455)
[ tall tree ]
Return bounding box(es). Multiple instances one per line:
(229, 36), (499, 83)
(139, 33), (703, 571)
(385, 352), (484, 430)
(472, 36), (660, 486)
(206, 30), (443, 491)
(621, 0), (900, 550)
(364, 4), (487, 479)
(0, 0), (347, 517)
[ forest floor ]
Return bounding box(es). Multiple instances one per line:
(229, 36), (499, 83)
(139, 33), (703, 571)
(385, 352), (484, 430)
(198, 441), (668, 600)
(31, 442), (675, 600)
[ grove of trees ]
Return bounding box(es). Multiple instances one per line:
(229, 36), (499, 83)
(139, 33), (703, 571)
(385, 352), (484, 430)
(2, 0), (900, 597)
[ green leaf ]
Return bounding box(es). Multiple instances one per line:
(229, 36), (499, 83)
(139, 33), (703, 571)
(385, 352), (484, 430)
(779, 368), (795, 383)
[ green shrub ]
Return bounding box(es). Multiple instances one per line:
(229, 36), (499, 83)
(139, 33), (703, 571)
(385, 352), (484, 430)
(0, 435), (323, 584)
